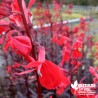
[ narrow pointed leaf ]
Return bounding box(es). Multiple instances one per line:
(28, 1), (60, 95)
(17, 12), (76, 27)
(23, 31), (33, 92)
(28, 0), (36, 9)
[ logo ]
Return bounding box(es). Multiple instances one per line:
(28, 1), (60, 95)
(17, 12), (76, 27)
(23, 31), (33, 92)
(71, 80), (78, 90)
(71, 80), (96, 95)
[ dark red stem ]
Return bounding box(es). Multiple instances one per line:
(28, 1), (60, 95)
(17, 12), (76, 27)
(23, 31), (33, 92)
(17, 0), (42, 98)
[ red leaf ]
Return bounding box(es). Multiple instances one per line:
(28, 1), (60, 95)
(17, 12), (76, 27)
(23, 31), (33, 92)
(28, 0), (36, 9)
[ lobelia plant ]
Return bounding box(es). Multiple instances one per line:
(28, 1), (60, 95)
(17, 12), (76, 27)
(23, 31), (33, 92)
(0, 0), (98, 98)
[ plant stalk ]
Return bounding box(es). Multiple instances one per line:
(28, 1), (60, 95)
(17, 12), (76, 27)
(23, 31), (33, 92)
(17, 0), (42, 98)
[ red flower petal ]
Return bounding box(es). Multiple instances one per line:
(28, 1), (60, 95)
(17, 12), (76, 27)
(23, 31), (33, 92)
(23, 61), (42, 69)
(22, 0), (30, 23)
(53, 0), (61, 11)
(73, 41), (83, 49)
(68, 3), (73, 9)
(38, 45), (45, 62)
(52, 34), (70, 46)
(14, 69), (34, 76)
(71, 49), (82, 59)
(72, 26), (79, 34)
(11, 0), (30, 26)
(2, 0), (12, 4)
(60, 49), (70, 67)
(12, 63), (20, 68)
(89, 66), (98, 78)
(0, 19), (10, 26)
(39, 60), (69, 90)
(0, 25), (10, 34)
(6, 66), (12, 73)
(4, 36), (32, 56)
(28, 0), (36, 9)
(0, 2), (12, 19)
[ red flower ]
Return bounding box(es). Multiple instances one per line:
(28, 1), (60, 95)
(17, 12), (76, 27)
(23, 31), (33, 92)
(39, 60), (69, 90)
(71, 59), (77, 66)
(43, 9), (51, 18)
(10, 15), (24, 27)
(6, 66), (12, 73)
(62, 25), (69, 33)
(71, 49), (82, 59)
(52, 34), (70, 46)
(65, 10), (72, 14)
(79, 18), (87, 31)
(72, 39), (83, 49)
(72, 26), (79, 34)
(60, 48), (71, 67)
(53, 0), (61, 11)
(23, 46), (70, 93)
(24, 60), (70, 94)
(94, 53), (98, 59)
